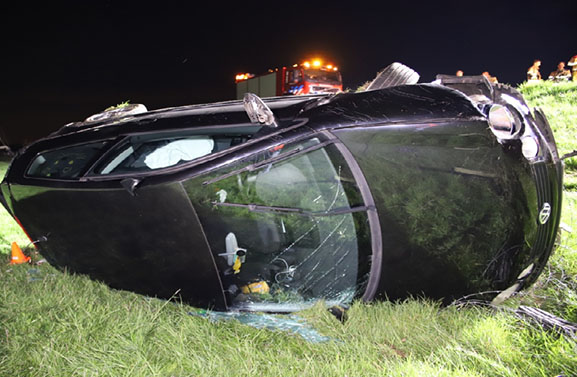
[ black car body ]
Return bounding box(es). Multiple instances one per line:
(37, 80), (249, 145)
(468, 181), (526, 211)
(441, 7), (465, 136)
(0, 70), (563, 312)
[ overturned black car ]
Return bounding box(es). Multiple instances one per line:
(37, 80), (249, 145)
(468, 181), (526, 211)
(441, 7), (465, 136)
(0, 64), (563, 312)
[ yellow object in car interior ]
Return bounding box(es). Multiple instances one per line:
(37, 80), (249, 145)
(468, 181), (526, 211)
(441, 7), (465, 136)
(232, 257), (242, 274)
(241, 281), (270, 294)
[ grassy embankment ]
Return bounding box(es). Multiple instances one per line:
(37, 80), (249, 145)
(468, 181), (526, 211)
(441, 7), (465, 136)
(0, 161), (29, 253)
(0, 82), (576, 376)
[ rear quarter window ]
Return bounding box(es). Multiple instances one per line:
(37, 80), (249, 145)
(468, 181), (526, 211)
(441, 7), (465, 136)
(27, 141), (108, 179)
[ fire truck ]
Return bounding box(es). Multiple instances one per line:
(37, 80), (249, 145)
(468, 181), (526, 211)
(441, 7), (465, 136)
(235, 59), (343, 99)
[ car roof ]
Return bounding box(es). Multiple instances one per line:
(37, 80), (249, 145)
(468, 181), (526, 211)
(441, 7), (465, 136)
(27, 84), (483, 158)
(51, 94), (328, 138)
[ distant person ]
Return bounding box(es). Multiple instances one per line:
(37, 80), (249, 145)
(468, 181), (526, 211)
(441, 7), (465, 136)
(568, 55), (577, 81)
(548, 62), (571, 82)
(482, 71), (498, 83)
(456, 70), (464, 77)
(527, 60), (542, 81)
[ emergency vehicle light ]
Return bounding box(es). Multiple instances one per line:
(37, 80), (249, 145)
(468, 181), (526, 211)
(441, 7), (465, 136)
(235, 73), (254, 83)
(301, 58), (338, 71)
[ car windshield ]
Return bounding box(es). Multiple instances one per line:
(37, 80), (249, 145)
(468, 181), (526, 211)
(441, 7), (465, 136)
(303, 69), (342, 84)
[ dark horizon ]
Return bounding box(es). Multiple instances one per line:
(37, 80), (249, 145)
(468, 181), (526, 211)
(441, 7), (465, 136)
(2, 0), (575, 146)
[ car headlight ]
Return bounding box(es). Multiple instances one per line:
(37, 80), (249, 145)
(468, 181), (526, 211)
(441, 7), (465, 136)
(521, 136), (540, 159)
(488, 104), (519, 140)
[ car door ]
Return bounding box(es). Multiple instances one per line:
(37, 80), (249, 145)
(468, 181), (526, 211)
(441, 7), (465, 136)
(181, 133), (379, 311)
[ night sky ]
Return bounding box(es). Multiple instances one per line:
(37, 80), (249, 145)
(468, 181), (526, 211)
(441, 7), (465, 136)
(2, 0), (576, 146)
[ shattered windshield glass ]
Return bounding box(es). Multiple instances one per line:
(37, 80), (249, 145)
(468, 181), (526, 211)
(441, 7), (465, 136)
(184, 138), (371, 311)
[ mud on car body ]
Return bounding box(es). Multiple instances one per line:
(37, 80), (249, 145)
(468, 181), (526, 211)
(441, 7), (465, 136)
(0, 64), (563, 311)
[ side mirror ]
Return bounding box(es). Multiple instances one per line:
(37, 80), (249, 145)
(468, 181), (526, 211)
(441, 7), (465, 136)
(243, 93), (278, 127)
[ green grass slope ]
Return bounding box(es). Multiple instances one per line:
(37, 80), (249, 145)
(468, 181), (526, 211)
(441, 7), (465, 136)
(520, 81), (577, 189)
(0, 156), (28, 252)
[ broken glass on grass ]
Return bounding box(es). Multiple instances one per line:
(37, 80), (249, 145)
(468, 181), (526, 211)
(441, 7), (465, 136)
(189, 309), (333, 343)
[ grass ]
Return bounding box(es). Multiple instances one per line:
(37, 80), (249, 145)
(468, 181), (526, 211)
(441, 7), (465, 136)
(519, 81), (577, 190)
(519, 81), (577, 158)
(0, 155), (28, 252)
(1, 264), (575, 376)
(1, 83), (577, 376)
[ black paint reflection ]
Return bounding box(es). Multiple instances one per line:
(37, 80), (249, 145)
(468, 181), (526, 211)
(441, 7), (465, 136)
(334, 122), (538, 301)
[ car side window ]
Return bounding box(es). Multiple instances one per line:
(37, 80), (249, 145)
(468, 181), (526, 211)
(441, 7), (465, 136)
(26, 141), (108, 179)
(98, 136), (215, 174)
(185, 138), (370, 311)
(93, 126), (261, 176)
(211, 143), (361, 212)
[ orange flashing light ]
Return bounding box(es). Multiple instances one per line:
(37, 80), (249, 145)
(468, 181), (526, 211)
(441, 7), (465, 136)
(299, 58), (338, 71)
(235, 73), (255, 83)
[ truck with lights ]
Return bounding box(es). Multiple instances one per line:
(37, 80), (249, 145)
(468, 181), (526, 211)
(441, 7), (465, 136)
(235, 59), (343, 99)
